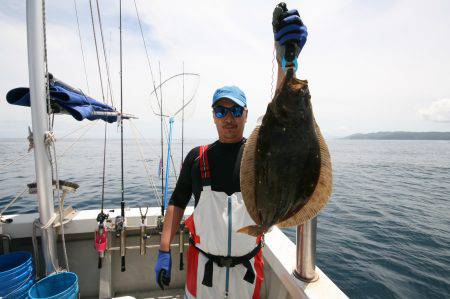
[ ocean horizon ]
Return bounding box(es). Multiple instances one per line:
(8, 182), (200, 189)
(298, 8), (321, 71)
(1, 138), (449, 298)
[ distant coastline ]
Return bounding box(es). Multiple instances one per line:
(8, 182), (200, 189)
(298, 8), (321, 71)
(344, 131), (450, 140)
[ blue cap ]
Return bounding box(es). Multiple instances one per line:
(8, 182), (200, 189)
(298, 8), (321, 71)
(212, 85), (247, 107)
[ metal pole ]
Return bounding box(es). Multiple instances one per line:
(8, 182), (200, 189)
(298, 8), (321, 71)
(293, 217), (318, 282)
(26, 0), (59, 274)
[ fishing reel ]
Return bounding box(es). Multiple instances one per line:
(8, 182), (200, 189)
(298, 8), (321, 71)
(95, 211), (109, 269)
(115, 215), (124, 237)
(115, 214), (126, 272)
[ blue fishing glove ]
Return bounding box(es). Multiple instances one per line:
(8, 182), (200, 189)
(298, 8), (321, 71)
(155, 250), (172, 290)
(272, 4), (308, 64)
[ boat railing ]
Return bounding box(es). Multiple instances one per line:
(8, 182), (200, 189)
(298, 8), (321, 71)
(295, 217), (318, 282)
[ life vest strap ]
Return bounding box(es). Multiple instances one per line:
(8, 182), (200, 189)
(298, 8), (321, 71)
(199, 145), (211, 186)
(189, 237), (262, 287)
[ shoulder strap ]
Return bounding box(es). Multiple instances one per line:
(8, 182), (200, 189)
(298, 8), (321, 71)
(199, 145), (211, 186)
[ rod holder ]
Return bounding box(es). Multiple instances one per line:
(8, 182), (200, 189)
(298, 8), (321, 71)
(293, 217), (319, 282)
(115, 215), (126, 272)
(139, 224), (147, 256)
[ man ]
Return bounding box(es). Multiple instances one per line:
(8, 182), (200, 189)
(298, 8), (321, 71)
(155, 5), (307, 299)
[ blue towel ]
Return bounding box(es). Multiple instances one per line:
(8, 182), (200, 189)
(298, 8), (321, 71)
(6, 78), (117, 123)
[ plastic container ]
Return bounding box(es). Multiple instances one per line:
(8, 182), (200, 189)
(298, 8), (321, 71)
(28, 271), (79, 299)
(6, 275), (36, 299)
(0, 251), (35, 298)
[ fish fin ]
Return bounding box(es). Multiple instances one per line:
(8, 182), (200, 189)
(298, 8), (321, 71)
(277, 120), (333, 228)
(237, 225), (266, 237)
(239, 125), (261, 224)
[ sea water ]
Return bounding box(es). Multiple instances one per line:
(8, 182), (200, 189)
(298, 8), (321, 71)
(1, 138), (449, 298)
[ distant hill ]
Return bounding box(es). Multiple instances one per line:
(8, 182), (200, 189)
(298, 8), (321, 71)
(344, 131), (450, 140)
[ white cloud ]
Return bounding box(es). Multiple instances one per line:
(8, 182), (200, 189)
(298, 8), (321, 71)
(418, 99), (450, 123)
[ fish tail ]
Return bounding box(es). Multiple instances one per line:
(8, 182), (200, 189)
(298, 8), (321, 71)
(237, 225), (266, 237)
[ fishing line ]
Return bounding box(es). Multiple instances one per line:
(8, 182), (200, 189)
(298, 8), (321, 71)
(271, 47), (275, 100)
(89, 0), (109, 216)
(88, 0), (106, 102)
(95, 0), (115, 107)
(128, 120), (161, 206)
(73, 0), (91, 94)
(119, 0), (125, 226)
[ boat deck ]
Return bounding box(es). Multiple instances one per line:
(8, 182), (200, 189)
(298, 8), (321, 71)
(107, 288), (185, 299)
(1, 207), (347, 299)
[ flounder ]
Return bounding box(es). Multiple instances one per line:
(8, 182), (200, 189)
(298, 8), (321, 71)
(239, 69), (332, 237)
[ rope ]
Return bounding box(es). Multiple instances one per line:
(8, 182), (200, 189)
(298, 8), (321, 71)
(32, 218), (59, 273)
(59, 121), (95, 140)
(0, 152), (32, 171)
(129, 120), (162, 206)
(31, 219), (41, 278)
(41, 0), (52, 129)
(45, 132), (70, 271)
(0, 187), (28, 219)
(41, 0), (60, 273)
(0, 122), (96, 171)
(58, 121), (95, 160)
(73, 0), (91, 94)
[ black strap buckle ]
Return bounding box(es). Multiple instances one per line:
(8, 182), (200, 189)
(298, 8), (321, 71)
(218, 256), (233, 268)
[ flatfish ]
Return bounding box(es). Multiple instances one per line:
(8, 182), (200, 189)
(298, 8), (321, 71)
(239, 69), (332, 237)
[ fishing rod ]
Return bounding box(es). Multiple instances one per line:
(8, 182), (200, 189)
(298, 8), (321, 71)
(88, 0), (109, 269)
(117, 0), (126, 272)
(159, 62), (164, 217)
(181, 62), (185, 169)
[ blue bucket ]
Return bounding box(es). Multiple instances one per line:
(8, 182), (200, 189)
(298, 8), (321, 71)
(0, 252), (35, 298)
(6, 275), (36, 299)
(28, 272), (79, 299)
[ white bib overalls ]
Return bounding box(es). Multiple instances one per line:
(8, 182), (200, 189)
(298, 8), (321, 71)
(184, 145), (264, 299)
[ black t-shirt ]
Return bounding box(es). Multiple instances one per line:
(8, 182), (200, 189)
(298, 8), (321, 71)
(168, 139), (245, 209)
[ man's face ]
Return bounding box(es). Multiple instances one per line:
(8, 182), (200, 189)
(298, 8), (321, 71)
(213, 98), (248, 143)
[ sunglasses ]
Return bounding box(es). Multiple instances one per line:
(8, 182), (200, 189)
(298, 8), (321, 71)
(213, 105), (245, 118)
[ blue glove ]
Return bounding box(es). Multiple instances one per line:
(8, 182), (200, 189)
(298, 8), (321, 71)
(272, 5), (308, 64)
(155, 250), (171, 290)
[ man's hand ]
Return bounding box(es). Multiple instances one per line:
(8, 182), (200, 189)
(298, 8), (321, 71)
(155, 250), (172, 290)
(272, 4), (308, 64)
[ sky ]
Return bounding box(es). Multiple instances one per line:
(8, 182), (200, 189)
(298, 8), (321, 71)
(0, 0), (449, 140)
